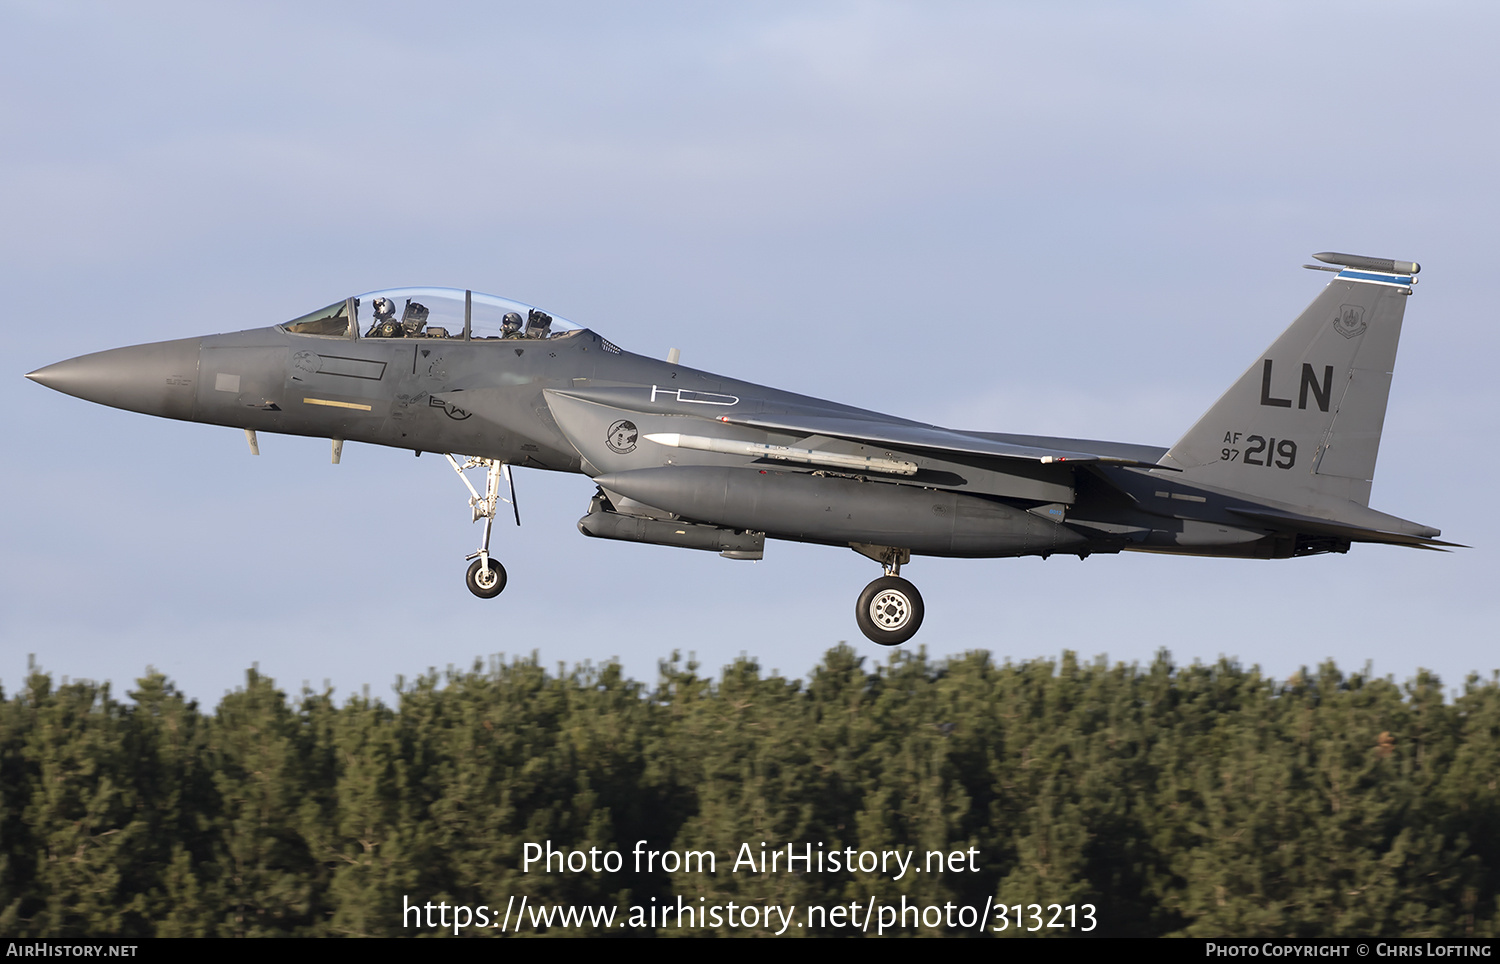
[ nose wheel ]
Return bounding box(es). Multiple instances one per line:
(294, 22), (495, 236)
(446, 455), (519, 599)
(466, 557), (507, 598)
(856, 575), (924, 645)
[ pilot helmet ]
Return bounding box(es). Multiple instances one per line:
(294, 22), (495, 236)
(373, 296), (395, 318)
(502, 312), (523, 331)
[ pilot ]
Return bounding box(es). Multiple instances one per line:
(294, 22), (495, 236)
(501, 312), (524, 338)
(368, 297), (400, 337)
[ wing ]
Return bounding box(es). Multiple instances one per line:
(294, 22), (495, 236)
(717, 412), (1171, 470)
(540, 385), (1168, 491)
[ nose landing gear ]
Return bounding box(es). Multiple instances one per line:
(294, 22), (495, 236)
(852, 546), (924, 646)
(446, 455), (519, 599)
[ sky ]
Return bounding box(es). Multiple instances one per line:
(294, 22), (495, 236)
(3, 1), (1496, 704)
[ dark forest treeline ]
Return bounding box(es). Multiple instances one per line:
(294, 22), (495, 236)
(1, 647), (1498, 937)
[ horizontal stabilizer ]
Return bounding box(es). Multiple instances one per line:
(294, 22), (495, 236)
(1225, 505), (1463, 550)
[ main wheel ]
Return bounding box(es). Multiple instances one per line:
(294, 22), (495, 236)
(855, 576), (924, 646)
(466, 558), (507, 598)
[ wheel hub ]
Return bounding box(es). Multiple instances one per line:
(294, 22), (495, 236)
(871, 590), (910, 630)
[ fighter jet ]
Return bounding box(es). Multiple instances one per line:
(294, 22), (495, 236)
(26, 251), (1452, 645)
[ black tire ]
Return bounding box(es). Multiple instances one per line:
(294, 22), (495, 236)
(855, 576), (924, 646)
(466, 558), (507, 598)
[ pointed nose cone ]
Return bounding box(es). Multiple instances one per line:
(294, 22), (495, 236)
(26, 337), (202, 420)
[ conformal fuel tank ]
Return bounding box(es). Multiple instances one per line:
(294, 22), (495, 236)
(592, 465), (1085, 558)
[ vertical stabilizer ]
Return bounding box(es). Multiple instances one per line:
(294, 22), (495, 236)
(1159, 254), (1418, 509)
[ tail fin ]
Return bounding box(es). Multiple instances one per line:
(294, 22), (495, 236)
(1160, 253), (1419, 510)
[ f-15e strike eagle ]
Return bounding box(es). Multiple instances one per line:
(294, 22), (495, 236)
(27, 251), (1451, 644)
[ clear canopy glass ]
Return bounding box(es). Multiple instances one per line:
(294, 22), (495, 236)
(281, 288), (585, 341)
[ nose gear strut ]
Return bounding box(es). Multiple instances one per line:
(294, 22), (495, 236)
(445, 455), (519, 598)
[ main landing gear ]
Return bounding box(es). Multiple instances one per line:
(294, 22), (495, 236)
(853, 547), (924, 646)
(446, 455), (518, 599)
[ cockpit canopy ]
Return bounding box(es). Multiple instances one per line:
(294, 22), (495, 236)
(280, 288), (586, 341)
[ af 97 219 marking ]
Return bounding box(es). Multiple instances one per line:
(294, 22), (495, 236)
(1221, 431), (1297, 469)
